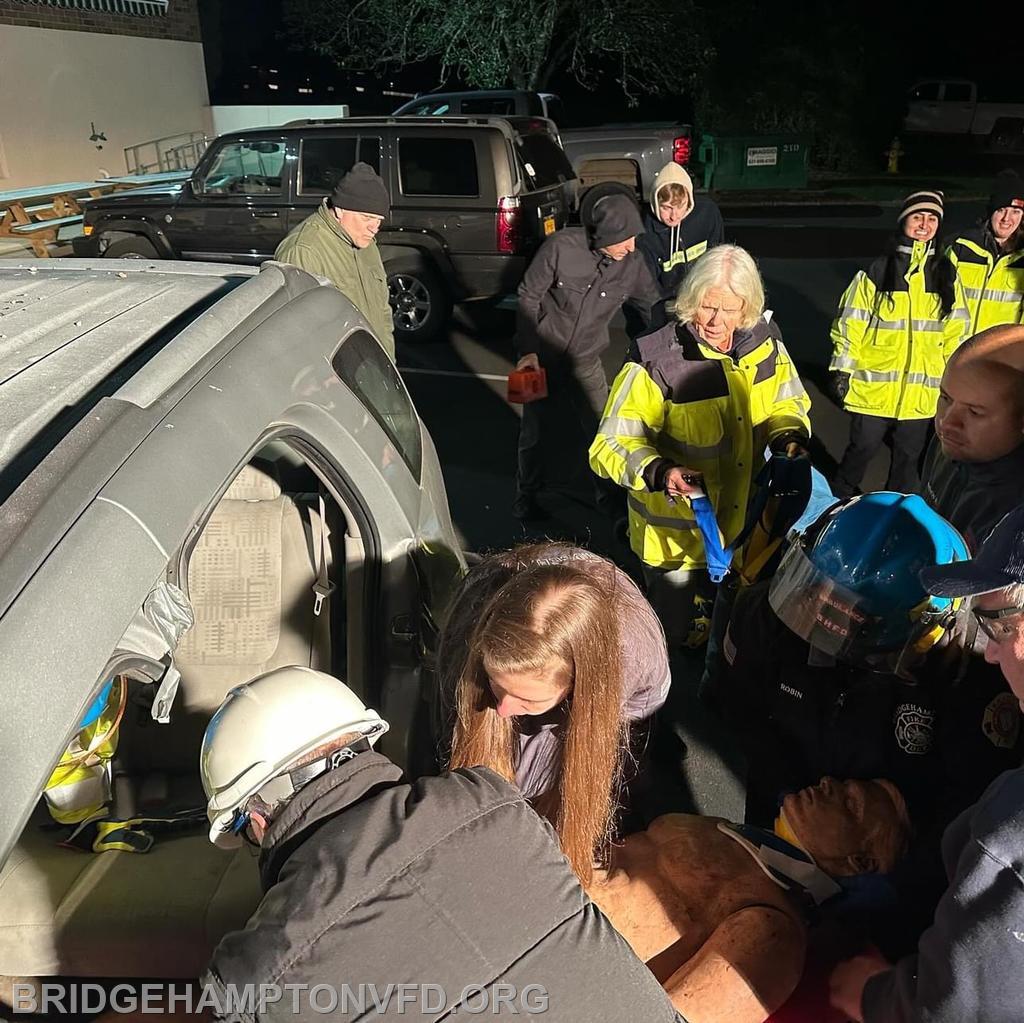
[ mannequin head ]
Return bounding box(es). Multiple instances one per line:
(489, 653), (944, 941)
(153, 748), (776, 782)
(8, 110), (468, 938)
(779, 777), (910, 876)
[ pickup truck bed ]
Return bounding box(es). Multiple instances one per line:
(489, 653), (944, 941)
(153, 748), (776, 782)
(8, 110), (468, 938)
(560, 122), (696, 202)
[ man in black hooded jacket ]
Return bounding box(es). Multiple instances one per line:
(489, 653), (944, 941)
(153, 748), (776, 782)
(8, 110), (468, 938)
(513, 193), (658, 519)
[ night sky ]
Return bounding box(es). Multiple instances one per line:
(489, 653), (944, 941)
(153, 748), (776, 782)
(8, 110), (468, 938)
(198, 0), (1016, 130)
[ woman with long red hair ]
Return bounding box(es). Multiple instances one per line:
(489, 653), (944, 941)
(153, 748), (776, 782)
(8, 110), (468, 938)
(435, 542), (670, 884)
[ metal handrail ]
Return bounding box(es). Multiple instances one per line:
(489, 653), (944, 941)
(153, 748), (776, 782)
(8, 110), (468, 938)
(124, 131), (211, 175)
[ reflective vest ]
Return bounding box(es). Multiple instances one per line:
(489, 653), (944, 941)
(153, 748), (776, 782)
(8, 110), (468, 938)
(44, 689), (120, 825)
(590, 318), (811, 570)
(946, 229), (1024, 334)
(830, 241), (970, 420)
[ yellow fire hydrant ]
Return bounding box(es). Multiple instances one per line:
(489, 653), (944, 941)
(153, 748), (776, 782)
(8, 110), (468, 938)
(886, 136), (904, 175)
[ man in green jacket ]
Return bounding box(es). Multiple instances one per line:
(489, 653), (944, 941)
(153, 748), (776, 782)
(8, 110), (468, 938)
(275, 162), (395, 358)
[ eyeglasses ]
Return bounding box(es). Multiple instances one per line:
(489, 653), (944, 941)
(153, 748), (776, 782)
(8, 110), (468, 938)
(972, 604), (1024, 643)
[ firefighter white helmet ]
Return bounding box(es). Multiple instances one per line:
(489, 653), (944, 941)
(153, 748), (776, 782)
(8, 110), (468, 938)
(201, 666), (388, 848)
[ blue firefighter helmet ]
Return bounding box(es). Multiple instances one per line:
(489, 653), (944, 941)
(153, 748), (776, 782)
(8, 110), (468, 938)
(768, 492), (969, 671)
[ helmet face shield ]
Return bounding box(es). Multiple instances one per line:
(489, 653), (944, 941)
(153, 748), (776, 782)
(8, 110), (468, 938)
(769, 542), (889, 659)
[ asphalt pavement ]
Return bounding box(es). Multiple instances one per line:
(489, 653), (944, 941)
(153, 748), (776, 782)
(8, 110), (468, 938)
(395, 198), (982, 821)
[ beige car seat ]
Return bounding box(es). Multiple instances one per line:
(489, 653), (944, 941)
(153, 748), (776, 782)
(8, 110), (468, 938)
(0, 463), (333, 979)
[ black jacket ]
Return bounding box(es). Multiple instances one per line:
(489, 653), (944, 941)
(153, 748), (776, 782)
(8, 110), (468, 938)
(205, 752), (680, 1022)
(719, 581), (1024, 833)
(921, 435), (1024, 552)
(516, 227), (658, 364)
(636, 198), (725, 304)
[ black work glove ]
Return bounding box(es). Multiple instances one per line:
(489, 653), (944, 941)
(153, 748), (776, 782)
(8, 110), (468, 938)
(768, 431), (810, 459)
(829, 370), (851, 404)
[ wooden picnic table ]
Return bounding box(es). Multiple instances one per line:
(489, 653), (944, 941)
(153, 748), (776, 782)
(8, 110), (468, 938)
(0, 173), (189, 257)
(0, 181), (110, 257)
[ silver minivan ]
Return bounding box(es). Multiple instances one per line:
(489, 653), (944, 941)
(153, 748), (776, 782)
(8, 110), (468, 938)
(0, 260), (464, 988)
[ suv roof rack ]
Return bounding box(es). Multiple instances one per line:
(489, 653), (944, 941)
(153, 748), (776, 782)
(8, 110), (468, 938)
(278, 115), (551, 131)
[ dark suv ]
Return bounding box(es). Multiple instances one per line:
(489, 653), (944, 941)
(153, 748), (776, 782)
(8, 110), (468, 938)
(76, 116), (576, 343)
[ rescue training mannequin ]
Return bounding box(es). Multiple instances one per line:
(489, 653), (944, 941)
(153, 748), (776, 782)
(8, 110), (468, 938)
(588, 776), (911, 1023)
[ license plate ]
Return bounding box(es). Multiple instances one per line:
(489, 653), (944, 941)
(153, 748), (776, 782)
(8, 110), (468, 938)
(543, 215), (555, 236)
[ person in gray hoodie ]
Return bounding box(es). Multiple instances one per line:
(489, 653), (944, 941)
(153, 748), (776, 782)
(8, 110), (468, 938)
(829, 503), (1024, 1023)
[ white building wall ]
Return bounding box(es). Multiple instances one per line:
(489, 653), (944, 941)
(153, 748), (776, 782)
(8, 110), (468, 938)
(210, 105), (350, 136)
(0, 24), (210, 188)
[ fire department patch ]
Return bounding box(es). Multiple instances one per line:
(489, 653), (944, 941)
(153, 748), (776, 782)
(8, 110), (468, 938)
(983, 692), (1021, 750)
(894, 703), (935, 755)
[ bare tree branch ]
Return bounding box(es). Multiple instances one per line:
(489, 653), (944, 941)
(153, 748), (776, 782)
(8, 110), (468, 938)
(283, 0), (708, 101)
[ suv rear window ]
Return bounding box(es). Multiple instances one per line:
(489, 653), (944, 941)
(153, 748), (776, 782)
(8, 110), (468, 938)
(515, 134), (574, 190)
(332, 330), (422, 481)
(299, 136), (382, 195)
(462, 97), (516, 115)
(398, 137), (479, 197)
(403, 100), (451, 116)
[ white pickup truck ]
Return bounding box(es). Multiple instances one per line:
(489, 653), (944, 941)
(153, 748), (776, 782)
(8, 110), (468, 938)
(904, 79), (1024, 151)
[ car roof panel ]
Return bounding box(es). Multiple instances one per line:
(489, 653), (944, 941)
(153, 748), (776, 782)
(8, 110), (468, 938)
(0, 262), (254, 500)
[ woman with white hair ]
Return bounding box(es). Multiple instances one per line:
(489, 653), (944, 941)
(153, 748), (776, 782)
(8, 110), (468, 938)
(590, 244), (812, 646)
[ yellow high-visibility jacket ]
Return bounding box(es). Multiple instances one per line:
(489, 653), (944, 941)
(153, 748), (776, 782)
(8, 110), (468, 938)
(946, 228), (1024, 335)
(590, 317), (811, 570)
(830, 240), (970, 421)
(44, 695), (119, 825)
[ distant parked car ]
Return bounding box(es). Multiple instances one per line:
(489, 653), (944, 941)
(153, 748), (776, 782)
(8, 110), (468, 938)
(393, 89), (565, 126)
(76, 116), (576, 343)
(0, 258), (465, 985)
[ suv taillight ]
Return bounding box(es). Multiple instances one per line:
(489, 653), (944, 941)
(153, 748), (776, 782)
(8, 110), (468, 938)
(496, 195), (522, 254)
(673, 135), (692, 165)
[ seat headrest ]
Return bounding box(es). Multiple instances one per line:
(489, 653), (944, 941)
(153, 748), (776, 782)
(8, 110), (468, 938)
(223, 463), (282, 502)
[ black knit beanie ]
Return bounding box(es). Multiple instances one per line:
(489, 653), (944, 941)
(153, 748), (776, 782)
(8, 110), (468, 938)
(988, 170), (1024, 216)
(589, 194), (645, 249)
(331, 162), (390, 219)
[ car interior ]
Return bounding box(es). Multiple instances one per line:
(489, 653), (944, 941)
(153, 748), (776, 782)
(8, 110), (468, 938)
(0, 440), (358, 987)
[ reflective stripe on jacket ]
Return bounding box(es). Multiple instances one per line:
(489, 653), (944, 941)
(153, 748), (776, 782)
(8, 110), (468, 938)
(830, 241), (970, 420)
(946, 229), (1024, 335)
(43, 712), (118, 825)
(589, 317), (811, 570)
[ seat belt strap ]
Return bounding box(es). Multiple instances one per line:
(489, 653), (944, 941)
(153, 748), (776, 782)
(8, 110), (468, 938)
(312, 489), (334, 617)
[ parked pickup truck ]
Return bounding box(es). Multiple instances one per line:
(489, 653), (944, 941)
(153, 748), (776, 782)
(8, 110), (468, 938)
(559, 122), (695, 204)
(75, 115), (576, 343)
(394, 89), (696, 204)
(904, 79), (1024, 152)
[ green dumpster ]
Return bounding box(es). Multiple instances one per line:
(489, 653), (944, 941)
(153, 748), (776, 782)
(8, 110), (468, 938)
(698, 134), (810, 191)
